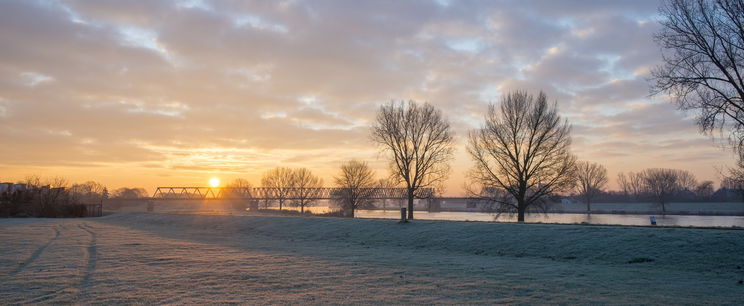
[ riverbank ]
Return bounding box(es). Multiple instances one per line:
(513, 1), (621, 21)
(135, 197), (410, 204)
(551, 201), (744, 216)
(105, 199), (744, 216)
(141, 208), (744, 228)
(1, 212), (743, 304)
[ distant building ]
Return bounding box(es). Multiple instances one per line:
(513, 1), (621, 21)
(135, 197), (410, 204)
(11, 184), (27, 193)
(0, 182), (12, 193)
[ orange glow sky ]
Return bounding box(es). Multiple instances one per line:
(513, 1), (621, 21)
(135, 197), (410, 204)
(0, 0), (736, 196)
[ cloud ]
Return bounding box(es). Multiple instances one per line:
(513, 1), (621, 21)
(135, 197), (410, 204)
(0, 0), (734, 193)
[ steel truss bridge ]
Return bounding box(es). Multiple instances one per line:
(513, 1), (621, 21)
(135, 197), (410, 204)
(152, 186), (434, 201)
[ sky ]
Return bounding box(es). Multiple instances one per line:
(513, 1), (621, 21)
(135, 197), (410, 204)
(0, 0), (737, 196)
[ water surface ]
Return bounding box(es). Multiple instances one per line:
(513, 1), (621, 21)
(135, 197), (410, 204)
(268, 205), (744, 227)
(354, 210), (744, 227)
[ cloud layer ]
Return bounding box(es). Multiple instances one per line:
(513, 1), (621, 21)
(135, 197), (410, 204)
(0, 0), (734, 193)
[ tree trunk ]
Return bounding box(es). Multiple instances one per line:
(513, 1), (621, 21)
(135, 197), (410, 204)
(587, 201), (591, 214)
(517, 200), (526, 222)
(407, 189), (414, 220)
(661, 202), (666, 215)
(279, 199), (283, 210)
(301, 204), (304, 214)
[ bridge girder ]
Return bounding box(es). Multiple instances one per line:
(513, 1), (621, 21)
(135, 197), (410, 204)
(151, 186), (434, 201)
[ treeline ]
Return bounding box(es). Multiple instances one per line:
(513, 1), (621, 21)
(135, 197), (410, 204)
(571, 162), (744, 214)
(226, 161), (394, 217)
(0, 176), (149, 218)
(571, 168), (744, 213)
(365, 92), (744, 221)
(5, 89), (744, 221)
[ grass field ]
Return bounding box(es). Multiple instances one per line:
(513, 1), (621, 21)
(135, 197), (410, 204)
(1, 212), (743, 304)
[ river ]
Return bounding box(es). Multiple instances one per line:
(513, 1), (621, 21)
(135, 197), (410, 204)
(274, 206), (744, 227)
(355, 210), (744, 227)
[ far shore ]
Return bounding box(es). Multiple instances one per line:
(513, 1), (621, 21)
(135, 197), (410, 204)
(104, 198), (744, 216)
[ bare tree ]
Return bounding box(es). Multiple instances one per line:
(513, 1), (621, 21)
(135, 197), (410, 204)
(652, 0), (744, 153)
(290, 168), (323, 214)
(226, 178), (256, 210)
(722, 177), (744, 200)
(45, 177), (69, 190)
(695, 180), (715, 198)
(227, 178), (252, 189)
(371, 101), (454, 220)
(333, 160), (378, 217)
(617, 172), (630, 197)
(261, 167), (295, 210)
(22, 175), (43, 188)
(641, 168), (697, 213)
(468, 90), (577, 222)
(70, 181), (107, 203)
(617, 172), (646, 201)
(225, 178), (253, 197)
(35, 176), (70, 217)
(677, 170), (699, 192)
(112, 187), (149, 199)
(641, 168), (678, 213)
(575, 161), (608, 213)
(721, 158), (744, 201)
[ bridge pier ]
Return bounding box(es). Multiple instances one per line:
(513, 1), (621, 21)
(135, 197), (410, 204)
(248, 199), (258, 211)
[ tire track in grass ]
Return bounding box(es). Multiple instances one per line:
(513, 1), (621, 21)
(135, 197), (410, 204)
(19, 223), (99, 304)
(2, 225), (61, 280)
(79, 223), (98, 290)
(21, 289), (66, 304)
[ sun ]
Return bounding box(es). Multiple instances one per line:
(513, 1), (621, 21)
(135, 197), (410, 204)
(209, 177), (220, 187)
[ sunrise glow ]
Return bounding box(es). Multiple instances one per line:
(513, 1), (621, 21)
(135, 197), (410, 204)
(2, 1), (743, 304)
(0, 0), (737, 195)
(209, 178), (220, 188)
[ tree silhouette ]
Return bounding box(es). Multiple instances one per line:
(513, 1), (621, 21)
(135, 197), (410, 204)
(575, 161), (608, 213)
(261, 167), (295, 210)
(652, 0), (744, 154)
(640, 168), (697, 213)
(290, 168), (323, 214)
(468, 91), (576, 222)
(371, 101), (454, 220)
(333, 160), (377, 217)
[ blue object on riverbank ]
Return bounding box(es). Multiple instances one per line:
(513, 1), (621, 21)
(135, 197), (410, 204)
(650, 216), (657, 225)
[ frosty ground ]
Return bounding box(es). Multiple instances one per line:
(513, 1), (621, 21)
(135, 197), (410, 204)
(1, 213), (743, 304)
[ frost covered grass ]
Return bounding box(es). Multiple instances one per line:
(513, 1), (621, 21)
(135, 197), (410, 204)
(1, 212), (743, 304)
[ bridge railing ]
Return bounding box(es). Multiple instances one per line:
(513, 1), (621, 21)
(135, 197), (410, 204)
(152, 187), (433, 200)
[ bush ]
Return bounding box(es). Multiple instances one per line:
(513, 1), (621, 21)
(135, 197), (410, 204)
(1, 190), (90, 218)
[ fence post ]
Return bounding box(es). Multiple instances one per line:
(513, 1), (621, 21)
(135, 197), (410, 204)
(400, 207), (407, 223)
